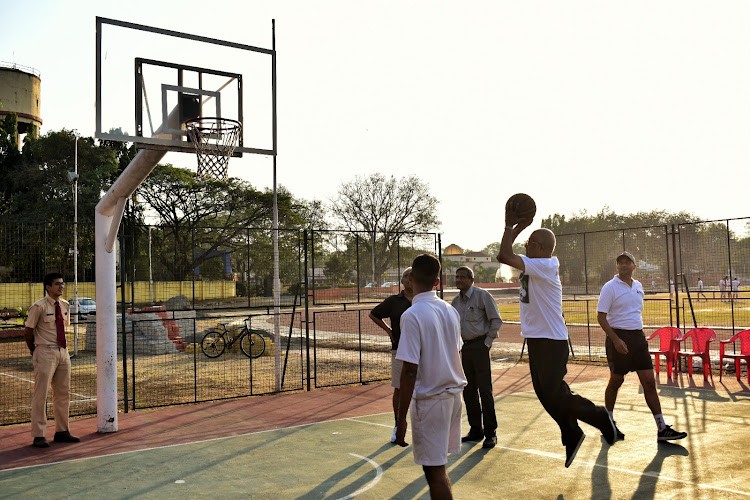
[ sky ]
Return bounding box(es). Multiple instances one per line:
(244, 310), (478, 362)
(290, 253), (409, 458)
(3, 1), (750, 251)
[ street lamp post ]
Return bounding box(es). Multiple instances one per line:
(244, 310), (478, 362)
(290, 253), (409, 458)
(69, 136), (80, 356)
(148, 226), (154, 305)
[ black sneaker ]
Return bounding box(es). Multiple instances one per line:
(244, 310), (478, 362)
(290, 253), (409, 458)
(657, 425), (687, 441)
(594, 408), (616, 445)
(565, 430), (585, 468)
(614, 422), (625, 441)
(482, 435), (497, 449)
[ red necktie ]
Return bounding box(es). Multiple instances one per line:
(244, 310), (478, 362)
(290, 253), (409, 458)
(55, 301), (67, 348)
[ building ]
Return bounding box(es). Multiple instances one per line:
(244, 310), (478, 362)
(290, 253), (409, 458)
(442, 244), (502, 285)
(0, 62), (42, 143)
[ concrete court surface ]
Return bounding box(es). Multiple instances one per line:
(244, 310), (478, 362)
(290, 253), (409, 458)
(1, 360), (749, 499)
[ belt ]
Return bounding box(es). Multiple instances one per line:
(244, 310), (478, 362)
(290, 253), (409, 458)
(612, 329), (643, 335)
(36, 344), (67, 349)
(463, 335), (486, 344)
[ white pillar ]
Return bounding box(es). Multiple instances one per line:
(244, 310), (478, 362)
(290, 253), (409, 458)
(95, 210), (118, 432)
(94, 147), (166, 433)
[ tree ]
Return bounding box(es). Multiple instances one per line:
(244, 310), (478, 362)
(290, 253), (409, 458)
(329, 173), (439, 283)
(135, 165), (307, 282)
(0, 127), (120, 281)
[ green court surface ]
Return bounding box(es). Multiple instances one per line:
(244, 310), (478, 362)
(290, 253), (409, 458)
(1, 364), (749, 499)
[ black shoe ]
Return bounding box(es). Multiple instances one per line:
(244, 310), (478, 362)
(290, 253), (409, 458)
(565, 430), (585, 468)
(32, 437), (50, 448)
(482, 435), (497, 449)
(54, 431), (81, 443)
(657, 425), (687, 441)
(461, 431), (484, 443)
(594, 408), (616, 445)
(614, 423), (625, 441)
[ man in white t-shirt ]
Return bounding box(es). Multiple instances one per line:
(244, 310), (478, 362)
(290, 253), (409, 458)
(697, 277), (707, 301)
(731, 277), (740, 300)
(597, 252), (687, 442)
(395, 253), (467, 498)
(497, 214), (615, 468)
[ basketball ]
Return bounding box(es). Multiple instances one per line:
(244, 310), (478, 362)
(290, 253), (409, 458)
(505, 193), (537, 220)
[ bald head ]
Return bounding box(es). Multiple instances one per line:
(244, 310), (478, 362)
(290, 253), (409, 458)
(531, 228), (556, 257)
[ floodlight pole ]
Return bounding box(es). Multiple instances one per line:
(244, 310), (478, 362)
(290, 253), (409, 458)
(272, 19), (281, 391)
(72, 136), (79, 357)
(148, 226), (154, 305)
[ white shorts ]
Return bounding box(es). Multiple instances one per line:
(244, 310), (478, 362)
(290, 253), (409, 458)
(410, 392), (462, 466)
(391, 351), (403, 389)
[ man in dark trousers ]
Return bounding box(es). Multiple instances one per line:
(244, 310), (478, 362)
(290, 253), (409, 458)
(451, 266), (502, 449)
(369, 267), (413, 443)
(497, 215), (615, 468)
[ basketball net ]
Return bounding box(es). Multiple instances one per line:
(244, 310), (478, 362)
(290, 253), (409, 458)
(185, 117), (242, 179)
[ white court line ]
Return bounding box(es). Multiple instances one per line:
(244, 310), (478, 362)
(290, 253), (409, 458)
(0, 372), (95, 401)
(0, 372), (34, 384)
(334, 453), (383, 500)
(3, 406), (748, 498)
(345, 418), (392, 429)
(345, 417), (750, 497)
(0, 410), (399, 474)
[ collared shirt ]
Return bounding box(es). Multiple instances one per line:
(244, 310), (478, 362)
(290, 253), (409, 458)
(597, 275), (644, 330)
(25, 295), (70, 346)
(396, 291), (467, 399)
(451, 285), (502, 342)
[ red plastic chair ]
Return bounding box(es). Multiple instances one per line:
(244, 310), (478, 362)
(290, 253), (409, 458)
(719, 329), (750, 384)
(646, 327), (680, 377)
(674, 328), (716, 381)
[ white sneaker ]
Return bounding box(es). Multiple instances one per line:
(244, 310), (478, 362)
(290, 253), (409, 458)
(390, 426), (397, 443)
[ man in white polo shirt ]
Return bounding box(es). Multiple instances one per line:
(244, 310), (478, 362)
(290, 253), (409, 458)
(597, 251), (687, 442)
(395, 254), (467, 498)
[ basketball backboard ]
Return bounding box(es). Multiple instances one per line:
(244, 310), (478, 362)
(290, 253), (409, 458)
(95, 17), (275, 156)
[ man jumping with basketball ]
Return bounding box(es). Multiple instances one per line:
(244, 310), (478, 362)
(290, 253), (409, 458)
(497, 196), (615, 468)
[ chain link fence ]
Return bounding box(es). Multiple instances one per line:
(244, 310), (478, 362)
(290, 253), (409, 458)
(2, 218), (749, 426)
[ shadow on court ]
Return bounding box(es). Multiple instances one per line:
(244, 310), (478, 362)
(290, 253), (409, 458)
(1, 361), (749, 499)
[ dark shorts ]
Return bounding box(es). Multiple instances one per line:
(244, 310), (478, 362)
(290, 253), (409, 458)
(605, 329), (653, 375)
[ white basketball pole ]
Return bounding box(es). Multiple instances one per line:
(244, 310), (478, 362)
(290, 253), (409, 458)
(95, 148), (166, 433)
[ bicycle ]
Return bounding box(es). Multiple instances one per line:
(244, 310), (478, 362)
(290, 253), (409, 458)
(200, 320), (266, 359)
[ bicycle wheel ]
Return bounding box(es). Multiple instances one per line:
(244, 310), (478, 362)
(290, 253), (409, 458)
(240, 331), (266, 359)
(201, 330), (226, 358)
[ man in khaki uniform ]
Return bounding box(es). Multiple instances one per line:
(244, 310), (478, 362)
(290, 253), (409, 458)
(23, 272), (80, 448)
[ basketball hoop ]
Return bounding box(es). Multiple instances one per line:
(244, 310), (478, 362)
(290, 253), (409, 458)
(185, 117), (243, 179)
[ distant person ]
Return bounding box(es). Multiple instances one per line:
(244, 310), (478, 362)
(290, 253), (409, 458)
(23, 273), (81, 448)
(369, 267), (414, 443)
(597, 252), (687, 442)
(720, 276), (728, 302)
(731, 276), (740, 300)
(497, 215), (616, 468)
(395, 254), (467, 499)
(651, 280), (656, 292)
(451, 266), (502, 449)
(697, 277), (707, 301)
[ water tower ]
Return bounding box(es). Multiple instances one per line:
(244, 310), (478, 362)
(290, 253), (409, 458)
(0, 62), (42, 141)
